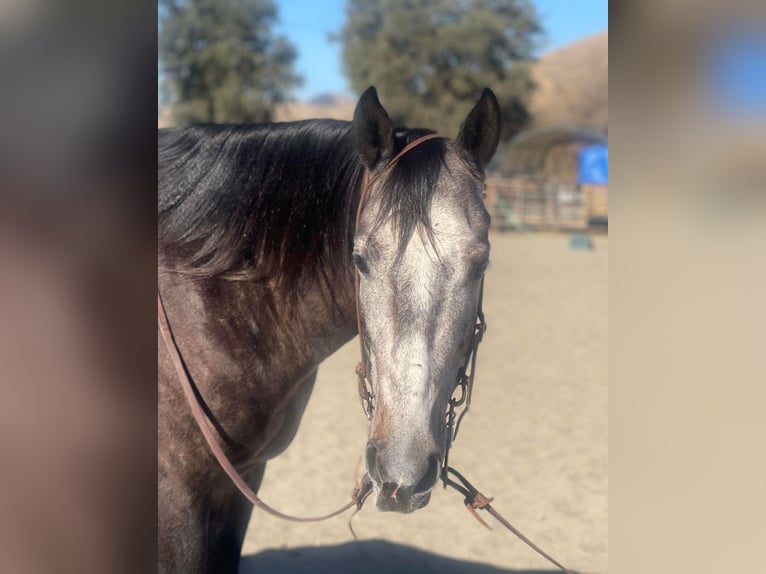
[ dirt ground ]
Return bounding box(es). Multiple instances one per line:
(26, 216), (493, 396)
(241, 233), (608, 574)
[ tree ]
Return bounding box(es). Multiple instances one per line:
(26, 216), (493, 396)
(159, 0), (301, 124)
(337, 0), (543, 139)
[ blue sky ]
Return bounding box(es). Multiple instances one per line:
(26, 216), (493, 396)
(274, 0), (608, 100)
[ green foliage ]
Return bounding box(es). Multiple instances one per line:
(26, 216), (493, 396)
(159, 0), (301, 124)
(338, 0), (543, 139)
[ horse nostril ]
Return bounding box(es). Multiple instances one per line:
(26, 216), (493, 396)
(413, 455), (440, 494)
(365, 444), (380, 481)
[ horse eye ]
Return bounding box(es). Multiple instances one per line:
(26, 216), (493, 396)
(352, 252), (369, 275)
(472, 258), (489, 279)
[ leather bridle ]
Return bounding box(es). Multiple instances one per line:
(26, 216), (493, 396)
(158, 291), (368, 522)
(350, 135), (576, 574)
(350, 133), (487, 487)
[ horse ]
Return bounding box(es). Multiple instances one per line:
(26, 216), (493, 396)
(158, 86), (501, 573)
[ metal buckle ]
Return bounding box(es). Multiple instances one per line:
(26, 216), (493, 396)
(355, 362), (374, 420)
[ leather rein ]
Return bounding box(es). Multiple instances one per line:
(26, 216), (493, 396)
(158, 291), (368, 521)
(158, 133), (577, 573)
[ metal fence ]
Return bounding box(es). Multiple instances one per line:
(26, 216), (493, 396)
(486, 176), (608, 232)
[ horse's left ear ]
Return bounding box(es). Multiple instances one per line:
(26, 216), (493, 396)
(456, 88), (501, 168)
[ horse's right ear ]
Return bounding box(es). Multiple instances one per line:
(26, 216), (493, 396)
(353, 86), (394, 169)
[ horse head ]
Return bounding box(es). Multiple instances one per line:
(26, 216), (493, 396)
(352, 87), (500, 512)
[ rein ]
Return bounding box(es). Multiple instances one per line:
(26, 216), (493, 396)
(158, 291), (372, 521)
(159, 132), (577, 572)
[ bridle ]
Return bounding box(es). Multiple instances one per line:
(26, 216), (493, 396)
(350, 133), (487, 487)
(157, 132), (577, 573)
(349, 135), (575, 573)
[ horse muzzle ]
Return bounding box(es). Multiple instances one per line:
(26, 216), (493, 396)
(365, 444), (441, 513)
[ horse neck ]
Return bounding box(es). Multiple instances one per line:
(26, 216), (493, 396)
(158, 258), (358, 421)
(159, 120), (366, 388)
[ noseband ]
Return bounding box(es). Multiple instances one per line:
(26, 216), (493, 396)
(351, 133), (487, 485)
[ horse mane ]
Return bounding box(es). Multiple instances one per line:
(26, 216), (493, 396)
(369, 130), (448, 254)
(158, 120), (448, 288)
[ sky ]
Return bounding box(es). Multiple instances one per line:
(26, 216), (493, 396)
(274, 0), (609, 100)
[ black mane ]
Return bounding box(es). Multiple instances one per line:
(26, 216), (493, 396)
(369, 131), (447, 253)
(158, 120), (448, 288)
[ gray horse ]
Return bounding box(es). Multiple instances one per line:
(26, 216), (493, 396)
(158, 87), (500, 573)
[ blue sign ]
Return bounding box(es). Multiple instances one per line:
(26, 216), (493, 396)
(578, 145), (608, 185)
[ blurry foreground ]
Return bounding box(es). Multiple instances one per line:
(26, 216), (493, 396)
(612, 3), (766, 574)
(0, 3), (156, 572)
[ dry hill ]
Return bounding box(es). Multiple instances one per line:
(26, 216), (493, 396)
(273, 92), (355, 122)
(530, 31), (608, 132)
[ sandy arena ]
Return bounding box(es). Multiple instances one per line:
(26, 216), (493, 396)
(240, 232), (608, 574)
